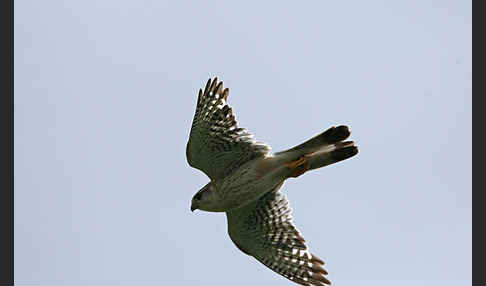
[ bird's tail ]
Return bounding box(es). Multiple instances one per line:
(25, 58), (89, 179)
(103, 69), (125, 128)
(306, 139), (358, 171)
(275, 125), (358, 175)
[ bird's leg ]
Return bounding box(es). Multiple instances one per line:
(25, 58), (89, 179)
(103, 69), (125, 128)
(287, 155), (310, 178)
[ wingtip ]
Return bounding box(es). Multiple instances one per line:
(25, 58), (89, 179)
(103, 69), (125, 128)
(222, 88), (230, 100)
(204, 78), (212, 95)
(310, 254), (325, 265)
(209, 77), (219, 95)
(215, 81), (224, 95)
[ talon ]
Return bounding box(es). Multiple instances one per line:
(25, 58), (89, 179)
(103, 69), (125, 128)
(287, 156), (310, 178)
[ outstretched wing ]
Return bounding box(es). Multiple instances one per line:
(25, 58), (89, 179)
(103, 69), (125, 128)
(226, 184), (331, 286)
(186, 77), (271, 180)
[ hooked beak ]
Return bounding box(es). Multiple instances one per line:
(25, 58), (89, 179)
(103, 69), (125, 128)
(190, 204), (197, 212)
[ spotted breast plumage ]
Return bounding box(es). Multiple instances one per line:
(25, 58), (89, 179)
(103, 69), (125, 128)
(187, 77), (358, 285)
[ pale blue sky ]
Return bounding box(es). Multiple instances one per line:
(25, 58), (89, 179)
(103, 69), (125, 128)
(15, 1), (471, 285)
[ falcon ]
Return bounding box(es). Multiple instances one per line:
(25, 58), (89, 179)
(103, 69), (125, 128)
(187, 77), (358, 285)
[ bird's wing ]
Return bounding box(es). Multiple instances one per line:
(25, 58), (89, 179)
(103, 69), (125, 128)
(226, 184), (331, 286)
(186, 77), (271, 180)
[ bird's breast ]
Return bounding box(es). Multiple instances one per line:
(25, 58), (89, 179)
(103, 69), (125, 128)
(216, 157), (285, 211)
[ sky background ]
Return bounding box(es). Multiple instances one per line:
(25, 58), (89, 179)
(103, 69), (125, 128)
(15, 1), (472, 285)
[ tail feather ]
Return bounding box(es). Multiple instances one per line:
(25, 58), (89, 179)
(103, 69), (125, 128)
(272, 125), (358, 176)
(278, 125), (351, 155)
(307, 141), (358, 171)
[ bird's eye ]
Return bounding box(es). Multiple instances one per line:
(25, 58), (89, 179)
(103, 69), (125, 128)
(194, 193), (202, 201)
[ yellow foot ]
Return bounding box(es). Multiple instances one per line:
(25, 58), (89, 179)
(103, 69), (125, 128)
(287, 156), (310, 178)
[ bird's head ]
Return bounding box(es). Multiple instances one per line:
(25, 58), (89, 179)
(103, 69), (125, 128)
(190, 182), (223, 212)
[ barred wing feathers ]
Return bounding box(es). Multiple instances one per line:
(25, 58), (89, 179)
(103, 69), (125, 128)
(227, 185), (331, 286)
(186, 77), (271, 180)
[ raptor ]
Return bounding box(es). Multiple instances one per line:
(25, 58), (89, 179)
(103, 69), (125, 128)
(186, 77), (358, 285)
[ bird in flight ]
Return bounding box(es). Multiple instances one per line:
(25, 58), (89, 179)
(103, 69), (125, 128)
(186, 77), (358, 285)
